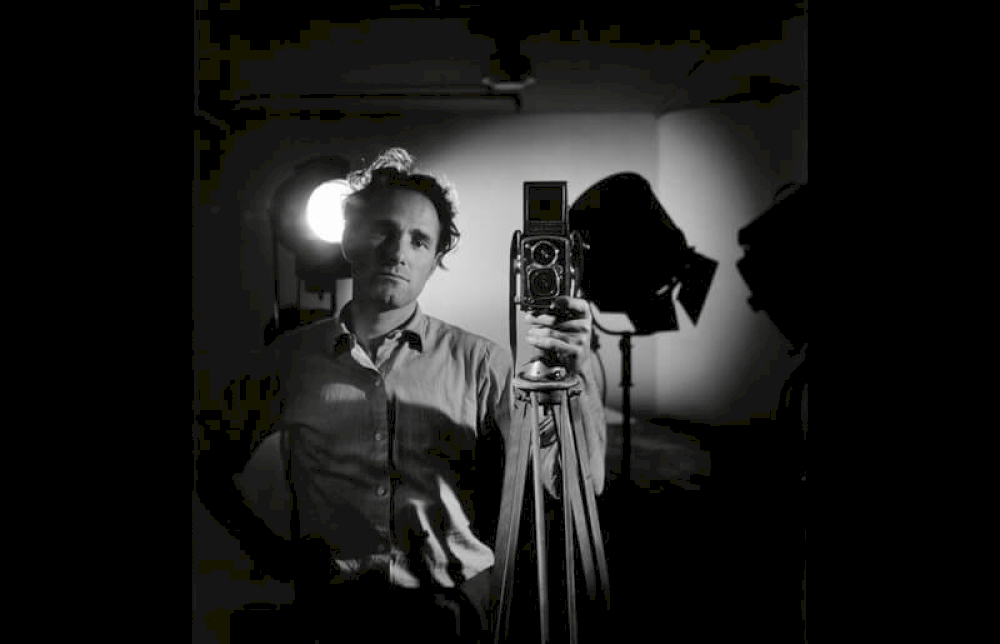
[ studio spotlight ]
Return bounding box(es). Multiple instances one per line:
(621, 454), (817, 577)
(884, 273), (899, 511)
(305, 179), (352, 243)
(265, 157), (354, 346)
(567, 172), (718, 488)
(568, 172), (718, 334)
(269, 156), (353, 285)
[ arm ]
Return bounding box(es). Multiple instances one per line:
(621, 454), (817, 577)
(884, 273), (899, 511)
(524, 297), (608, 497)
(194, 347), (326, 581)
(486, 301), (608, 627)
(480, 342), (565, 502)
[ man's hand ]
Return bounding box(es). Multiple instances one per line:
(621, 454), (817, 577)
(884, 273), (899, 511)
(524, 296), (594, 375)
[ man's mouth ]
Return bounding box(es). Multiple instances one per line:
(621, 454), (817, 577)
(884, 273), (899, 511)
(376, 272), (408, 282)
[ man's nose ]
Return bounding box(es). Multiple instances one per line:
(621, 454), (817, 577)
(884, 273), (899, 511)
(378, 234), (406, 264)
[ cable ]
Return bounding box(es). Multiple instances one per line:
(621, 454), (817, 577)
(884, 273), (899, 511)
(589, 302), (640, 337)
(589, 303), (642, 406)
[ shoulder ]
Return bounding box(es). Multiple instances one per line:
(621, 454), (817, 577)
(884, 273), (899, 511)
(422, 315), (512, 371)
(256, 316), (341, 368)
(275, 316), (339, 347)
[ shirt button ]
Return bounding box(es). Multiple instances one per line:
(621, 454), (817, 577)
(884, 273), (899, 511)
(376, 543), (388, 553)
(374, 432), (385, 441)
(376, 486), (387, 497)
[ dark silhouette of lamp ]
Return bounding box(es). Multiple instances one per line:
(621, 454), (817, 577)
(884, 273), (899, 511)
(568, 172), (718, 488)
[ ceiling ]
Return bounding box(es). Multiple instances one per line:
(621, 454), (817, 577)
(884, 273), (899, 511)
(196, 3), (807, 121)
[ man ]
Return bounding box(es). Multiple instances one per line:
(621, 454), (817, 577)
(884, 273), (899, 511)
(195, 148), (607, 643)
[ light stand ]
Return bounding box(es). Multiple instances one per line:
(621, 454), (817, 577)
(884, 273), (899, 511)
(618, 332), (634, 488)
(567, 172), (719, 492)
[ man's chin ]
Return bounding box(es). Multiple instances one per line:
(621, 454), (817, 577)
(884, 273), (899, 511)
(371, 291), (413, 311)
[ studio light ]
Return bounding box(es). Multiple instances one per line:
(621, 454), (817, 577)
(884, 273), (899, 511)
(265, 156), (354, 346)
(567, 172), (719, 489)
(568, 172), (718, 334)
(305, 179), (352, 243)
(269, 156), (353, 285)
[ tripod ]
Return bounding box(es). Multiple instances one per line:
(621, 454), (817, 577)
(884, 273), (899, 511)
(492, 366), (611, 644)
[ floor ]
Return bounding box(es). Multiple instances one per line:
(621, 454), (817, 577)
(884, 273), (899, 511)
(602, 409), (710, 492)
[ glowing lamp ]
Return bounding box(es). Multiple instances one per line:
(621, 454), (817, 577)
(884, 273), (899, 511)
(269, 156), (353, 283)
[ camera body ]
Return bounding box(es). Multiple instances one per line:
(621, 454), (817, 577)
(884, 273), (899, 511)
(515, 182), (583, 312)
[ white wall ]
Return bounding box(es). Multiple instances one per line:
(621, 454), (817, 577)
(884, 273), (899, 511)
(651, 100), (807, 423)
(213, 100), (805, 424)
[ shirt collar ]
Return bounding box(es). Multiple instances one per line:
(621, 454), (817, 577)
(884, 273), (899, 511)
(326, 301), (426, 356)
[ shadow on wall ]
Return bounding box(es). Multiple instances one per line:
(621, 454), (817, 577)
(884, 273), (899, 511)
(647, 104), (806, 423)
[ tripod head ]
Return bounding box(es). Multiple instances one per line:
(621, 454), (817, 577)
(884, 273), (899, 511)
(519, 352), (570, 383)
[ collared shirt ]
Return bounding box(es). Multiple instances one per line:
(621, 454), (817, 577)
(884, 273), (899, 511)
(235, 303), (606, 591)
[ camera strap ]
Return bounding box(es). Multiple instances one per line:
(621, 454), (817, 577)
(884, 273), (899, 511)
(509, 231), (520, 363)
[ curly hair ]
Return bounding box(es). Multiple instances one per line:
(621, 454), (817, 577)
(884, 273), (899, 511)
(343, 148), (461, 269)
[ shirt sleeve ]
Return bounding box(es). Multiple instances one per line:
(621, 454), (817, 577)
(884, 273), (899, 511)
(532, 356), (607, 498)
(573, 356), (609, 496)
(479, 344), (558, 497)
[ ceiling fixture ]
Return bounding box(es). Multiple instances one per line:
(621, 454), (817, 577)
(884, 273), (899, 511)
(482, 32), (535, 93)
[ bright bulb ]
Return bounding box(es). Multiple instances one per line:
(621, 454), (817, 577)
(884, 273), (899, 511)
(305, 180), (351, 243)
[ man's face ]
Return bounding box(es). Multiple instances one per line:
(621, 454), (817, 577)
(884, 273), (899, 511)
(342, 188), (442, 312)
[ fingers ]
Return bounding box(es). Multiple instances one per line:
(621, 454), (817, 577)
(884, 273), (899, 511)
(523, 299), (593, 374)
(525, 328), (590, 374)
(525, 330), (589, 368)
(526, 327), (586, 348)
(553, 296), (591, 317)
(526, 318), (590, 335)
(524, 297), (592, 325)
(525, 333), (580, 355)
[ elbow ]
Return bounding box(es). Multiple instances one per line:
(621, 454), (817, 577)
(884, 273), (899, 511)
(593, 473), (606, 497)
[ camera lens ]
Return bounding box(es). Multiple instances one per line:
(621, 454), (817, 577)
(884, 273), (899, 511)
(532, 242), (557, 266)
(529, 268), (559, 297)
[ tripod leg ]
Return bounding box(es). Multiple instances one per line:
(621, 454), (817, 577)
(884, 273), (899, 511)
(570, 395), (611, 605)
(559, 395), (598, 602)
(495, 402), (533, 644)
(559, 395), (579, 644)
(529, 394), (550, 644)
